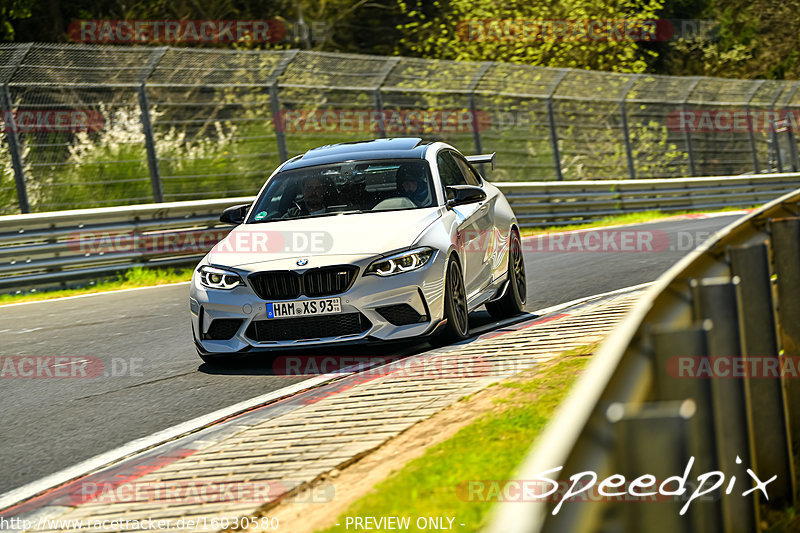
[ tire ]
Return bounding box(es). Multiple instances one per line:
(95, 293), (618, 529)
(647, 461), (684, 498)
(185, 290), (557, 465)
(486, 229), (526, 319)
(434, 255), (470, 344)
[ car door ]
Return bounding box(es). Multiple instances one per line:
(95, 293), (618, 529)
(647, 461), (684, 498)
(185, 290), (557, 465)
(437, 149), (491, 298)
(452, 152), (497, 290)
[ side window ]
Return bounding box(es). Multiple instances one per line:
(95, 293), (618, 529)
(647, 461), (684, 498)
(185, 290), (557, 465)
(437, 151), (467, 200)
(453, 154), (482, 186)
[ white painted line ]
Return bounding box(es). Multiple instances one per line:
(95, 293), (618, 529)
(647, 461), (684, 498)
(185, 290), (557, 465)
(0, 281), (653, 513)
(521, 210), (749, 239)
(528, 282), (654, 318)
(0, 282), (191, 309)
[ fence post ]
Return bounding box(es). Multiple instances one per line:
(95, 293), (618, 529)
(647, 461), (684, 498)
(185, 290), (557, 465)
(780, 82), (800, 171)
(619, 75), (639, 179)
(267, 50), (299, 163)
(681, 78), (701, 177)
(466, 62), (492, 170)
(137, 47), (168, 203)
(372, 57), (400, 139)
(1, 85), (29, 213)
(545, 70), (569, 181)
(746, 81), (766, 173)
(1, 43), (33, 213)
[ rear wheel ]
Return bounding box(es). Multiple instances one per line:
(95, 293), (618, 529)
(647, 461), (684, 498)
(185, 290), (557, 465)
(486, 229), (526, 319)
(435, 256), (470, 344)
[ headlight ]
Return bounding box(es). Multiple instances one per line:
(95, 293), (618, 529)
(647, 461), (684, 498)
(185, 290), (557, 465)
(365, 247), (435, 277)
(198, 265), (243, 290)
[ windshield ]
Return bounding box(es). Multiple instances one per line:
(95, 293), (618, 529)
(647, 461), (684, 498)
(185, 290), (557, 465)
(247, 159), (435, 223)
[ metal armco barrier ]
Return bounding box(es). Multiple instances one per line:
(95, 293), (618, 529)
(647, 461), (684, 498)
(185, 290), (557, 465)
(486, 187), (800, 531)
(502, 172), (800, 227)
(1, 173), (798, 294)
(0, 197), (252, 293)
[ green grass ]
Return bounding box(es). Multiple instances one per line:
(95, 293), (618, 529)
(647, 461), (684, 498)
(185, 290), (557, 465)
(0, 266), (193, 306)
(317, 345), (596, 533)
(520, 206), (753, 237)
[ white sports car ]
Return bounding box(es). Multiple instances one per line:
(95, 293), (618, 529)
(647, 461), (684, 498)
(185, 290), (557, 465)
(190, 137), (526, 364)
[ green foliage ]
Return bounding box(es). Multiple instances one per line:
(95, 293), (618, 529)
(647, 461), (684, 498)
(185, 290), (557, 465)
(0, 0), (33, 40)
(395, 0), (666, 73)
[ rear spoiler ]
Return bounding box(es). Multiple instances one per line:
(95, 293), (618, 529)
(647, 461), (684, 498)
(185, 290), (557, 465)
(465, 152), (496, 170)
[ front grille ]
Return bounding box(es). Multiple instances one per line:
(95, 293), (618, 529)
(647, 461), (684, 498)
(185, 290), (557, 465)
(249, 265), (357, 300)
(204, 318), (244, 340)
(304, 266), (358, 297)
(249, 271), (301, 300)
(376, 304), (428, 326)
(246, 313), (371, 342)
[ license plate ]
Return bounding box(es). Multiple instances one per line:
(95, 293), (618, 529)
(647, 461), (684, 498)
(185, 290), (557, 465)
(266, 297), (341, 319)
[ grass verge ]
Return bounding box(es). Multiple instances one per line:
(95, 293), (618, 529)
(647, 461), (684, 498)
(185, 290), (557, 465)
(0, 267), (194, 306)
(519, 206), (752, 237)
(316, 344), (596, 533)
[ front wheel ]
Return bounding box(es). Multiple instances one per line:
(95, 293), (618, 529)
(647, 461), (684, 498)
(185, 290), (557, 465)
(435, 255), (470, 345)
(486, 229), (526, 319)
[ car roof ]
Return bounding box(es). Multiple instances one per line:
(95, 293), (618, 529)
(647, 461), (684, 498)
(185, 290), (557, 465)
(280, 138), (432, 171)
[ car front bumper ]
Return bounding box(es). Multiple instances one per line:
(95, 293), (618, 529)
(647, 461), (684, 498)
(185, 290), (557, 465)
(190, 252), (448, 356)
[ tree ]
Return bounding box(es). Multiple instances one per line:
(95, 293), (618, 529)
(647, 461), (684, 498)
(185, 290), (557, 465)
(394, 0), (666, 73)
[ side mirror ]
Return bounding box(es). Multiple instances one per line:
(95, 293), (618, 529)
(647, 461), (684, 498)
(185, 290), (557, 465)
(446, 185), (486, 208)
(219, 204), (251, 225)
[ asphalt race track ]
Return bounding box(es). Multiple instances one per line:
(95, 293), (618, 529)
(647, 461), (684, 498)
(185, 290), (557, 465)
(0, 213), (743, 494)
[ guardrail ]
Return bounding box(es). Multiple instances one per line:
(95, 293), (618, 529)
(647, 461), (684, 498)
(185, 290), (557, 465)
(504, 173), (800, 227)
(487, 188), (800, 529)
(0, 197), (252, 293)
(1, 174), (798, 294)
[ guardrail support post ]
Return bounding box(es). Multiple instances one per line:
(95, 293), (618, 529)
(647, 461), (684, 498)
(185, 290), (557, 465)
(609, 400), (695, 533)
(651, 323), (722, 533)
(771, 217), (800, 444)
(691, 278), (759, 533)
(730, 242), (796, 506)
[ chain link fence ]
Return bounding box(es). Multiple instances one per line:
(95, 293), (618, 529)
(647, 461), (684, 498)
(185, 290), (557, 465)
(1, 43), (800, 214)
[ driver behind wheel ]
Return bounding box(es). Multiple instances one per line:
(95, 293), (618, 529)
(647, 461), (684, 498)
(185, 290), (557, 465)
(284, 176), (330, 218)
(396, 165), (430, 206)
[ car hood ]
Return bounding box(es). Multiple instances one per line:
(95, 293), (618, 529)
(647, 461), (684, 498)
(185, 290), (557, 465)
(207, 207), (442, 268)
